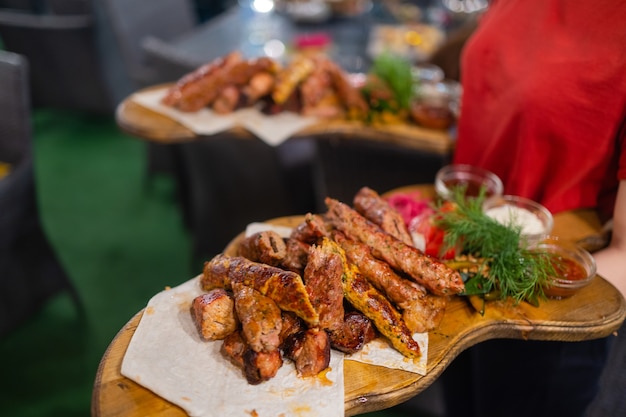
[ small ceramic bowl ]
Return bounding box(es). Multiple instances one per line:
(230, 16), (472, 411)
(482, 195), (554, 246)
(434, 164), (503, 201)
(535, 238), (597, 299)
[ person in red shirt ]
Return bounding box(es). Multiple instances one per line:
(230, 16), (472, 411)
(442, 1), (626, 416)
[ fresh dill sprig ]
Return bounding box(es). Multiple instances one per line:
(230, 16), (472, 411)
(435, 187), (554, 304)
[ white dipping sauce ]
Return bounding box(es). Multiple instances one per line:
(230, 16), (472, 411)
(485, 205), (545, 235)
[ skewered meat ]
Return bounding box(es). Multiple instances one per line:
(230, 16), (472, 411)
(341, 257), (422, 359)
(353, 186), (413, 246)
(232, 282), (283, 353)
(333, 231), (446, 333)
(202, 254), (319, 326)
(303, 238), (345, 332)
(190, 289), (238, 341)
(329, 310), (377, 354)
(282, 328), (331, 377)
(237, 230), (287, 266)
(325, 197), (465, 296)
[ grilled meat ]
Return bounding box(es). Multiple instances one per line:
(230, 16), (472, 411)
(232, 282), (282, 353)
(353, 186), (413, 245)
(202, 254), (319, 326)
(238, 230), (287, 266)
(243, 348), (283, 385)
(279, 311), (306, 344)
(336, 244), (421, 359)
(221, 330), (283, 385)
(161, 51), (243, 111)
(329, 310), (377, 354)
(333, 231), (447, 333)
(325, 197), (464, 296)
(290, 213), (330, 244)
(221, 330), (247, 369)
(280, 238), (310, 275)
(303, 238), (345, 332)
(190, 289), (237, 341)
(272, 54), (316, 105)
(282, 328), (331, 377)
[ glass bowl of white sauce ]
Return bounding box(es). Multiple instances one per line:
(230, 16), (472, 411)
(482, 195), (554, 246)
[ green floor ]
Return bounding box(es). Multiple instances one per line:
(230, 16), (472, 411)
(0, 109), (439, 417)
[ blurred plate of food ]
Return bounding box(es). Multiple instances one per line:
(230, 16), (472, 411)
(367, 24), (446, 62)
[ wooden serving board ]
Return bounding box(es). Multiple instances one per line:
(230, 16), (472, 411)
(116, 85), (454, 155)
(92, 212), (626, 417)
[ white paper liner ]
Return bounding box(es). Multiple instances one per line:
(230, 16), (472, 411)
(121, 278), (345, 417)
(121, 222), (428, 417)
(131, 87), (318, 146)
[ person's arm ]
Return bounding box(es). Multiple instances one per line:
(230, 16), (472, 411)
(594, 179), (626, 298)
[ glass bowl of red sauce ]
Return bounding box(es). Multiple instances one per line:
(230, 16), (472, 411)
(435, 164), (504, 201)
(536, 238), (597, 299)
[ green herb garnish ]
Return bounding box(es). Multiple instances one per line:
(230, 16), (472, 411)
(370, 52), (414, 110)
(436, 187), (554, 304)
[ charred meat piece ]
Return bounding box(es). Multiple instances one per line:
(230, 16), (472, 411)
(333, 231), (446, 333)
(282, 328), (331, 377)
(280, 238), (310, 275)
(353, 186), (413, 246)
(221, 330), (248, 369)
(336, 245), (421, 359)
(221, 330), (283, 385)
(325, 197), (464, 296)
(244, 348), (283, 385)
(161, 51), (243, 111)
(303, 238), (345, 332)
(279, 311), (305, 344)
(237, 230), (287, 266)
(289, 213), (330, 244)
(232, 282), (282, 353)
(190, 289), (238, 341)
(329, 310), (377, 354)
(202, 254), (319, 326)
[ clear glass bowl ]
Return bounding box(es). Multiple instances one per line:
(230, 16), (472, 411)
(535, 238), (597, 299)
(482, 195), (554, 246)
(434, 164), (503, 201)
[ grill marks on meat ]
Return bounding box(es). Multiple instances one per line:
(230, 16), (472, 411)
(325, 197), (464, 296)
(203, 254), (319, 326)
(329, 311), (377, 354)
(282, 328), (331, 377)
(190, 289), (238, 341)
(353, 186), (413, 246)
(341, 258), (422, 359)
(333, 231), (447, 333)
(237, 230), (287, 267)
(303, 238), (345, 332)
(233, 282), (282, 353)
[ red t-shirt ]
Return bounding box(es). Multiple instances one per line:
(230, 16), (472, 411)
(453, 0), (626, 219)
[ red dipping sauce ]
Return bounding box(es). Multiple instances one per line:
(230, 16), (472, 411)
(543, 251), (594, 299)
